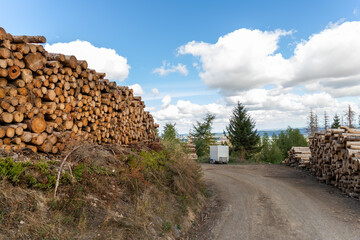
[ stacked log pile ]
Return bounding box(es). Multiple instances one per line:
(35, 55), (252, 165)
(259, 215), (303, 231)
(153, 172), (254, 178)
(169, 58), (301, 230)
(309, 126), (360, 197)
(283, 147), (311, 168)
(185, 143), (197, 161)
(0, 27), (158, 153)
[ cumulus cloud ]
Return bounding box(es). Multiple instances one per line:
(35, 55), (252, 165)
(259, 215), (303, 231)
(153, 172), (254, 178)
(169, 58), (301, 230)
(179, 29), (293, 91)
(129, 84), (144, 95)
(161, 95), (172, 109)
(179, 21), (360, 98)
(45, 40), (130, 81)
(153, 61), (188, 76)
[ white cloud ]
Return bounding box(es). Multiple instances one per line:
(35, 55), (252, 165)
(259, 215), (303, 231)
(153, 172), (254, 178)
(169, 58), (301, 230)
(45, 40), (130, 81)
(129, 84), (144, 95)
(161, 95), (172, 109)
(354, 8), (358, 15)
(152, 88), (159, 96)
(179, 21), (360, 98)
(289, 21), (360, 88)
(178, 28), (293, 91)
(153, 61), (188, 76)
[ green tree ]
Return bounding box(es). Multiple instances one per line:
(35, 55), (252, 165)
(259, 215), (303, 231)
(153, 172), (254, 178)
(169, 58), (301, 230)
(161, 123), (178, 142)
(331, 114), (341, 129)
(274, 127), (307, 160)
(226, 102), (260, 159)
(259, 133), (271, 162)
(267, 143), (283, 164)
(192, 113), (216, 158)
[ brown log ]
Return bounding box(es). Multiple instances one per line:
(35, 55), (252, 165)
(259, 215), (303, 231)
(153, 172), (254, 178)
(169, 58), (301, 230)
(24, 52), (46, 71)
(0, 48), (11, 59)
(38, 140), (53, 152)
(20, 131), (33, 143)
(21, 69), (33, 83)
(25, 117), (46, 133)
(0, 68), (8, 77)
(0, 128), (5, 138)
(0, 126), (15, 138)
(26, 145), (38, 153)
(12, 35), (46, 43)
(31, 132), (47, 145)
(13, 111), (24, 123)
(43, 89), (56, 101)
(0, 27), (6, 40)
(0, 59), (7, 68)
(8, 65), (21, 80)
(63, 55), (77, 69)
(46, 53), (65, 62)
(0, 112), (13, 123)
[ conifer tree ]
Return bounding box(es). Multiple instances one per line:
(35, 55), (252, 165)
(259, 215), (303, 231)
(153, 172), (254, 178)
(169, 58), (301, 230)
(331, 114), (341, 129)
(192, 113), (216, 157)
(226, 102), (260, 159)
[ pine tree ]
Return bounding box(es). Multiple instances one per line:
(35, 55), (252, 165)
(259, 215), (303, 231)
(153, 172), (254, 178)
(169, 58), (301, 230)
(331, 114), (341, 129)
(345, 104), (355, 128)
(226, 102), (260, 159)
(324, 111), (329, 130)
(192, 113), (216, 158)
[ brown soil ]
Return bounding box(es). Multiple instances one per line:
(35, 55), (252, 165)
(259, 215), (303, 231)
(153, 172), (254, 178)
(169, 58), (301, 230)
(190, 164), (360, 240)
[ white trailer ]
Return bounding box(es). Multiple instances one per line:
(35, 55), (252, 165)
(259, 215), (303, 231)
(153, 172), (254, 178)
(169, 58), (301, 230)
(210, 145), (229, 164)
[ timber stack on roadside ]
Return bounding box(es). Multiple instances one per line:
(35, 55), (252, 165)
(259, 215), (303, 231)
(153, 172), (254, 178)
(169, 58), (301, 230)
(0, 27), (158, 153)
(309, 126), (360, 197)
(283, 147), (311, 168)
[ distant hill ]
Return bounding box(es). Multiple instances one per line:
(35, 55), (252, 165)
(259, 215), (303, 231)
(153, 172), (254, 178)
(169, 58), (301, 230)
(257, 128), (308, 137)
(179, 127), (308, 142)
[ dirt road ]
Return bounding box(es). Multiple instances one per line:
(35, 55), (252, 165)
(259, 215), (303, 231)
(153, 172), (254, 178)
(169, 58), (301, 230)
(193, 164), (360, 240)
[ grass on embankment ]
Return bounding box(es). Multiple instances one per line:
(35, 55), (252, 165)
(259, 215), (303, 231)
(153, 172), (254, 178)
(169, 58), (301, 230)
(0, 140), (206, 239)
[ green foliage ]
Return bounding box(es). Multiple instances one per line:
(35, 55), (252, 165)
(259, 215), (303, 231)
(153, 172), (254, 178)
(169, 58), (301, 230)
(275, 127), (308, 158)
(331, 114), (341, 129)
(192, 113), (216, 158)
(161, 123), (178, 141)
(226, 102), (260, 160)
(0, 158), (59, 189)
(0, 158), (29, 183)
(259, 127), (308, 163)
(259, 133), (270, 162)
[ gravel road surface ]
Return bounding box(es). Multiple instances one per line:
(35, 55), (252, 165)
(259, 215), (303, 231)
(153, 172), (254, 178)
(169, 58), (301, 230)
(192, 164), (360, 240)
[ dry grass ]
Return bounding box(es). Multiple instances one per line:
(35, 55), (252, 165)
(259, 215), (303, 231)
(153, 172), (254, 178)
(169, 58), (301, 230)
(0, 140), (206, 239)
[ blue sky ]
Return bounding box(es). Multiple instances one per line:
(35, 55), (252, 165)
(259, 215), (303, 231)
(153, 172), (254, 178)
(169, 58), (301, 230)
(1, 0), (360, 133)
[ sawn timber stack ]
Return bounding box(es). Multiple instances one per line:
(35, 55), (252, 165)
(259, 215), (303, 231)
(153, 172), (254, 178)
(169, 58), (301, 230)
(0, 27), (158, 153)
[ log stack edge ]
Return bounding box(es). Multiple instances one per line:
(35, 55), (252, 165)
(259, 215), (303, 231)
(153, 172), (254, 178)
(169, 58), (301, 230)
(0, 27), (158, 153)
